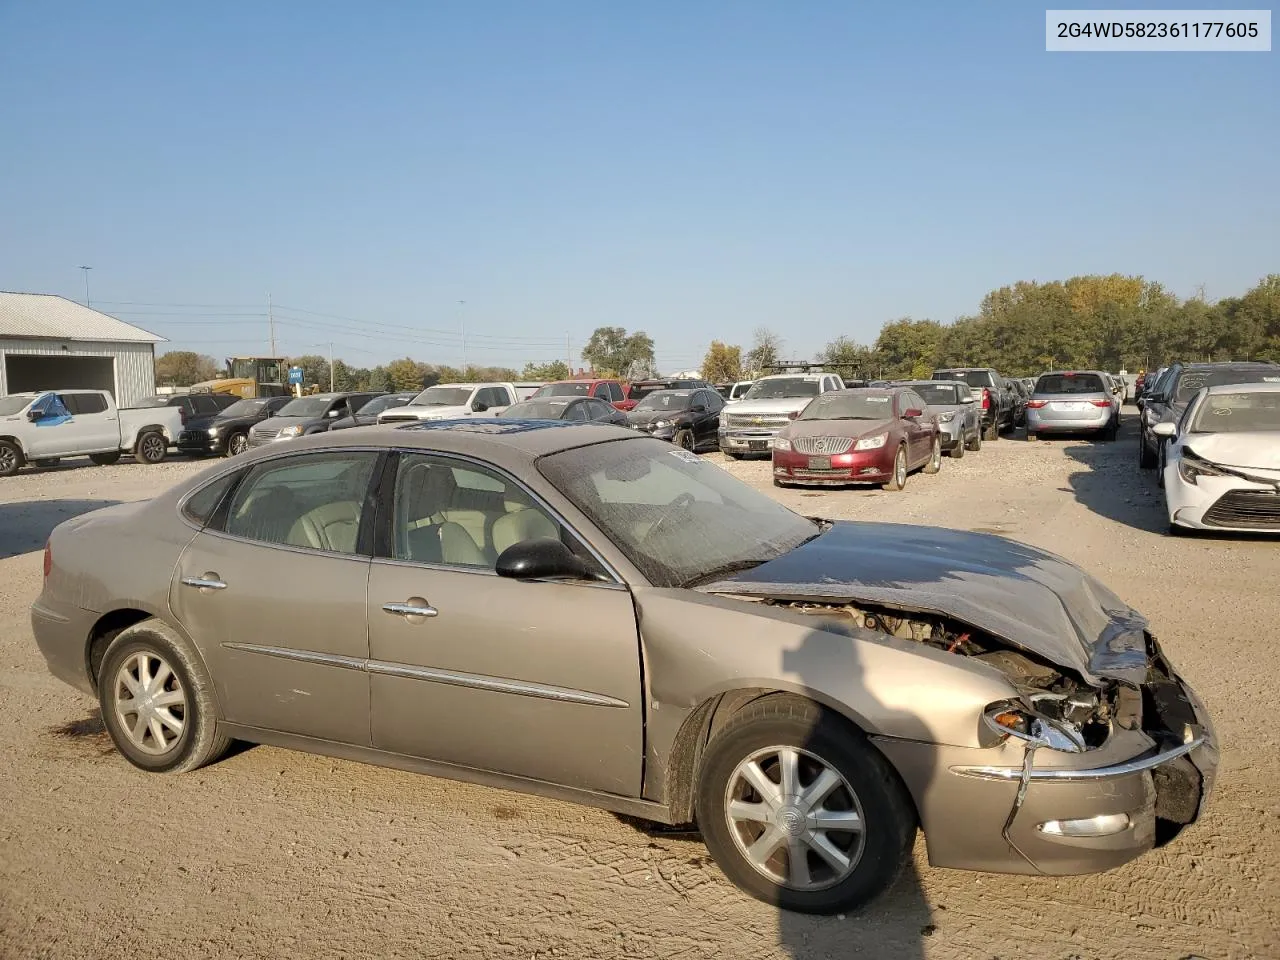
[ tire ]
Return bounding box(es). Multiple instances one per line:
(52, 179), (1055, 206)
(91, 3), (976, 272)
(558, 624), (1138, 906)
(675, 429), (696, 452)
(226, 431), (249, 457)
(34, 458), (61, 468)
(947, 438), (964, 459)
(882, 445), (908, 492)
(0, 440), (24, 477)
(135, 431), (167, 464)
(90, 451), (122, 466)
(695, 694), (916, 915)
(1138, 431), (1157, 469)
(1102, 419), (1118, 442)
(982, 422), (998, 442)
(97, 619), (231, 774)
(1157, 443), (1166, 488)
(922, 436), (941, 474)
(965, 428), (982, 453)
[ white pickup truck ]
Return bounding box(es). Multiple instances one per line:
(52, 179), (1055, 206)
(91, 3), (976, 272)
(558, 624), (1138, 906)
(0, 390), (183, 477)
(717, 372), (847, 458)
(377, 382), (518, 424)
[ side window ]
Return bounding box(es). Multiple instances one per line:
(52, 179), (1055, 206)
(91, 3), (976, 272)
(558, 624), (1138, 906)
(391, 454), (564, 569)
(605, 382), (621, 402)
(182, 469), (243, 526)
(707, 391), (724, 411)
(192, 396), (217, 415)
(224, 452), (378, 554)
(588, 399), (614, 419)
(349, 394), (375, 413)
(36, 394), (71, 420)
(565, 402), (590, 421)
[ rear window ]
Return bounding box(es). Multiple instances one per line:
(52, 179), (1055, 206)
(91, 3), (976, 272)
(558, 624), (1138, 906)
(1035, 373), (1107, 395)
(913, 383), (963, 405)
(533, 382), (590, 397)
(1176, 367), (1280, 402)
(933, 370), (995, 389)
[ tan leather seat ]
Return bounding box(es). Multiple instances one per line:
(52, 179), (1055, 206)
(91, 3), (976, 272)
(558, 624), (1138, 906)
(400, 462), (491, 558)
(406, 520), (488, 566)
(492, 507), (559, 557)
(288, 501), (362, 553)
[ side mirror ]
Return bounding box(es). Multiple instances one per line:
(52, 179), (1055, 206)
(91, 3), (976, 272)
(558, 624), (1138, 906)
(495, 538), (588, 581)
(471, 400), (489, 413)
(959, 395), (975, 404)
(691, 403), (707, 413)
(903, 408), (923, 419)
(27, 409), (43, 422)
(1151, 421), (1176, 438)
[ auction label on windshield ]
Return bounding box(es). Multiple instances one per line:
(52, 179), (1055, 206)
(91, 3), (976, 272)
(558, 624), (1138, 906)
(1046, 10), (1271, 50)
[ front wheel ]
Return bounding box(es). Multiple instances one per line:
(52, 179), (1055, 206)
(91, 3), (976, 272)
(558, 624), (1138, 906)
(90, 451), (122, 466)
(922, 436), (941, 474)
(0, 440), (24, 477)
(947, 438), (964, 459)
(695, 694), (916, 914)
(226, 431), (249, 457)
(965, 428), (982, 452)
(674, 429), (696, 452)
(1138, 432), (1157, 469)
(882, 445), (908, 492)
(135, 431), (167, 464)
(982, 422), (998, 442)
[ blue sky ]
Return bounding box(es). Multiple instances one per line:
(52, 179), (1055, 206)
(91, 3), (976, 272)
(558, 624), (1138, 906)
(1, 2), (1276, 372)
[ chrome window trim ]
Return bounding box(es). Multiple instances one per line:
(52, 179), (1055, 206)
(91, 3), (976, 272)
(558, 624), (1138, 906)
(389, 448), (626, 586)
(220, 642), (629, 708)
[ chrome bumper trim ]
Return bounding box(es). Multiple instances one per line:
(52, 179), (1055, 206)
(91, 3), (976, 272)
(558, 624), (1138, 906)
(952, 737), (1205, 782)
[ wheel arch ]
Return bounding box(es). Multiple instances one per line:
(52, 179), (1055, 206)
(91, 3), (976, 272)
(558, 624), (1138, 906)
(85, 608), (215, 706)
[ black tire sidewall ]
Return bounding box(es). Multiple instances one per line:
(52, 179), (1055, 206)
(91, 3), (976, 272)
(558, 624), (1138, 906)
(97, 623), (222, 773)
(696, 708), (915, 914)
(136, 431), (166, 464)
(0, 440), (23, 477)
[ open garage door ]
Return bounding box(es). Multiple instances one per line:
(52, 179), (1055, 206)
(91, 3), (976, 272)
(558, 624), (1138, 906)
(4, 354), (117, 398)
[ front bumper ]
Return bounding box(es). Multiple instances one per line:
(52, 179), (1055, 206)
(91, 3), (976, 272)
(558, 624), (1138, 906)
(772, 447), (895, 484)
(630, 423), (676, 441)
(177, 431), (224, 454)
(719, 428), (784, 455)
(876, 657), (1218, 876)
(1164, 465), (1280, 531)
(937, 421), (964, 449)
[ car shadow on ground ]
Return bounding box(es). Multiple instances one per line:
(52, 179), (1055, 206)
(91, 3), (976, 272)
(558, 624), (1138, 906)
(1058, 423), (1169, 534)
(0, 499), (121, 560)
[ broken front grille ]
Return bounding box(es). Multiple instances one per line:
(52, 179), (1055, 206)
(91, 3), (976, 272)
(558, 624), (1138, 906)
(1202, 490), (1280, 528)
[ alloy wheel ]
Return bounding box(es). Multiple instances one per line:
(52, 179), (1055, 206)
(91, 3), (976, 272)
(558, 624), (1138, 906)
(929, 438), (941, 471)
(229, 433), (249, 456)
(141, 434), (166, 462)
(895, 447), (906, 487)
(0, 447), (16, 475)
(723, 745), (866, 891)
(112, 651), (187, 756)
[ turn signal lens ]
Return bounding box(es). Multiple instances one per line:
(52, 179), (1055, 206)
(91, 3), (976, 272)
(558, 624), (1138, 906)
(1038, 813), (1130, 837)
(982, 703), (1087, 753)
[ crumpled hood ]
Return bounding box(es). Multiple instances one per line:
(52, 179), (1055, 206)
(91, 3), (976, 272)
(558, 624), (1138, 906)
(699, 521), (1150, 685)
(1184, 431), (1280, 471)
(728, 397), (814, 416)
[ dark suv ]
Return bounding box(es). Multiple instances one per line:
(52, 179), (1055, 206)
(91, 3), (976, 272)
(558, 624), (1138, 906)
(929, 368), (1016, 440)
(133, 392), (237, 425)
(1139, 360), (1280, 470)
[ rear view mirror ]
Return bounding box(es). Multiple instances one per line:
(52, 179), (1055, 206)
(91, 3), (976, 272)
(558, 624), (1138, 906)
(495, 538), (588, 581)
(27, 410), (42, 422)
(1151, 422), (1176, 438)
(471, 400), (489, 413)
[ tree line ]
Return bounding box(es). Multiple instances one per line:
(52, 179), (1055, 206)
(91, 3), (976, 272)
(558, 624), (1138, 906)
(154, 273), (1279, 390)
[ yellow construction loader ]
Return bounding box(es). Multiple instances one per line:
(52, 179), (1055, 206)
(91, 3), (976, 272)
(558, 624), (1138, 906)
(190, 357), (289, 399)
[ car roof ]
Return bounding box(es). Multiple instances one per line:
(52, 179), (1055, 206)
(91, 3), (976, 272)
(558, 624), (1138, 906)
(1038, 370), (1107, 377)
(1202, 381), (1280, 394)
(898, 380), (963, 388)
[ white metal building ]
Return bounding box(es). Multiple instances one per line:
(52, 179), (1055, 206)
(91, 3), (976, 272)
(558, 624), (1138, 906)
(0, 292), (163, 407)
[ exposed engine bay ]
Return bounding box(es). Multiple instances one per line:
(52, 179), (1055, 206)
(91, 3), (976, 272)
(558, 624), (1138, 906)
(761, 597), (1121, 748)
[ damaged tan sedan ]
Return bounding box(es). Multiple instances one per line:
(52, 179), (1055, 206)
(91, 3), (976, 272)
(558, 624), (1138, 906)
(32, 420), (1218, 914)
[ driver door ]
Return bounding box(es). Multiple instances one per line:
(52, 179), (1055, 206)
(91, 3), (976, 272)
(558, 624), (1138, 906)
(365, 451), (644, 795)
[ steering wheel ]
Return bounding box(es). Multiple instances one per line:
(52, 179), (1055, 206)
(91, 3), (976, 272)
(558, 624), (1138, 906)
(642, 492), (697, 547)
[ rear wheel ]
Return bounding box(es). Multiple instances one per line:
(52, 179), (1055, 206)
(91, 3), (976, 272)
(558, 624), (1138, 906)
(947, 438), (964, 459)
(90, 451), (122, 466)
(982, 422), (998, 442)
(226, 431), (249, 457)
(922, 436), (941, 474)
(695, 694), (916, 914)
(965, 428), (982, 452)
(1139, 431), (1157, 469)
(0, 440), (24, 477)
(135, 431), (167, 464)
(882, 445), (908, 492)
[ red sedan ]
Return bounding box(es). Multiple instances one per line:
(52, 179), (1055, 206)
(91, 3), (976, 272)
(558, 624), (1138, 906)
(771, 387), (942, 490)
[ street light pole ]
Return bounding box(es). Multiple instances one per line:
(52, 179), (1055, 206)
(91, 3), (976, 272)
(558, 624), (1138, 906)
(77, 266), (92, 306)
(458, 300), (467, 371)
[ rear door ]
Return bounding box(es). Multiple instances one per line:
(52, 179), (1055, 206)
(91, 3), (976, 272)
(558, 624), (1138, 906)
(365, 451), (644, 795)
(171, 450), (380, 744)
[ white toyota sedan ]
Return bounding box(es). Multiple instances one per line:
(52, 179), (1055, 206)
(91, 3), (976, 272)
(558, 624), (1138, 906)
(1154, 382), (1280, 533)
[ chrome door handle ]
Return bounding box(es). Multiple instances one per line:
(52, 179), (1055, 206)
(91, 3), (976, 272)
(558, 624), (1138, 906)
(181, 575), (227, 590)
(382, 600), (438, 619)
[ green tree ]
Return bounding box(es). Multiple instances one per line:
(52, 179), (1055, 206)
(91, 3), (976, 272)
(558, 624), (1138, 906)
(700, 341), (743, 382)
(155, 351), (219, 386)
(522, 360), (571, 381)
(368, 366), (395, 392)
(581, 326), (656, 376)
(873, 319), (944, 379)
(744, 327), (783, 375)
(819, 336), (874, 378)
(386, 357), (429, 392)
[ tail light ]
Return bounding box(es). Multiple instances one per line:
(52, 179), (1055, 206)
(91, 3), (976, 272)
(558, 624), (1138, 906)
(43, 541), (51, 580)
(1089, 399), (1112, 407)
(1026, 399), (1048, 408)
(981, 388), (991, 410)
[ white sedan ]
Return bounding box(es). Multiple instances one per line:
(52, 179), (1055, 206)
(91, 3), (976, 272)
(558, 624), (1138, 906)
(1154, 381), (1280, 533)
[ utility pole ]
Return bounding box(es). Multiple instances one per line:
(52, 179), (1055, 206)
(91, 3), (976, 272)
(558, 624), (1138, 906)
(268, 293), (277, 355)
(565, 332), (572, 375)
(77, 266), (92, 306)
(328, 341), (335, 392)
(458, 300), (467, 371)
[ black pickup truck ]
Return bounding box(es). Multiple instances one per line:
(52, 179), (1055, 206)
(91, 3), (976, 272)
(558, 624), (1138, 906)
(930, 367), (1017, 440)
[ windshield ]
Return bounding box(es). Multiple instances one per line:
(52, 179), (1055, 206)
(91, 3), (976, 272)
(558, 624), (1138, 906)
(539, 438), (818, 588)
(412, 386), (471, 406)
(1177, 368), (1280, 403)
(1036, 373), (1107, 394)
(0, 395), (35, 416)
(1192, 391), (1280, 432)
(799, 391), (893, 420)
(933, 370), (994, 389)
(634, 391), (692, 412)
(743, 378), (820, 400)
(276, 397), (333, 418)
(913, 383), (962, 405)
(533, 382), (590, 397)
(219, 398), (269, 418)
(357, 394), (410, 417)
(501, 400), (572, 418)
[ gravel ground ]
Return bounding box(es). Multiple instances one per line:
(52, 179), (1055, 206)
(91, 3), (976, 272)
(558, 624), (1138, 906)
(1, 416), (1277, 960)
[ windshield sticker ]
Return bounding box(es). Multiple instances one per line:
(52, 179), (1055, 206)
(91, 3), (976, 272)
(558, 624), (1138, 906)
(669, 449), (702, 464)
(1265, 377), (1280, 382)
